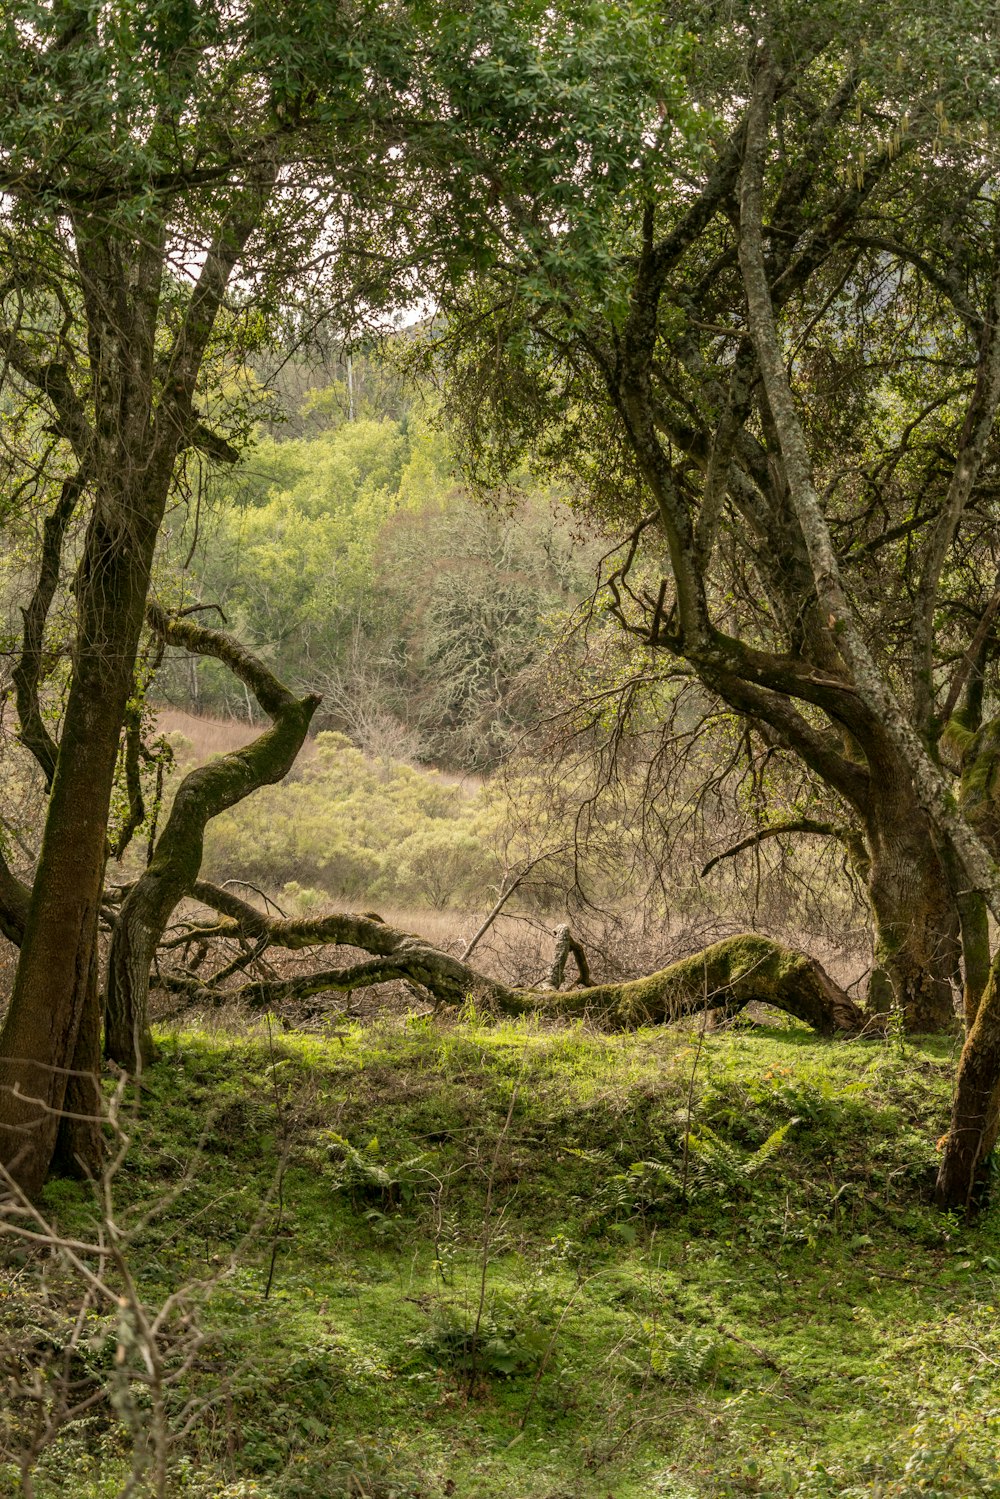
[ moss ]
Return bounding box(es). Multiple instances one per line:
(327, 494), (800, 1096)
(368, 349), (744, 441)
(524, 934), (859, 1035)
(9, 1018), (997, 1499)
(959, 717), (1000, 810)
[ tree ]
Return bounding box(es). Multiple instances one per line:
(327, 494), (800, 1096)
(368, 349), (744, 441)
(429, 0), (1000, 1206)
(0, 0), (684, 1194)
(0, 0), (479, 1192)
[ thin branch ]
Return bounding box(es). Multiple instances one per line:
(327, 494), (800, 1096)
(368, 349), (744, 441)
(13, 465), (89, 787)
(700, 817), (844, 876)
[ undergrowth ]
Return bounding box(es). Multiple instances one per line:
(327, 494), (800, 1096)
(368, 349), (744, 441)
(1, 1012), (997, 1497)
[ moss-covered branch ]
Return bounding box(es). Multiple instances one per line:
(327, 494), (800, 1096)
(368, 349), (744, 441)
(172, 889), (868, 1036)
(104, 610), (320, 1069)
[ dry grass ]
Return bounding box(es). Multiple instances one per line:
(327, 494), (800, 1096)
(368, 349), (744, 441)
(154, 706), (318, 766)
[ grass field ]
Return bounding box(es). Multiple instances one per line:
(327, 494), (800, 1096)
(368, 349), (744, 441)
(2, 1011), (996, 1499)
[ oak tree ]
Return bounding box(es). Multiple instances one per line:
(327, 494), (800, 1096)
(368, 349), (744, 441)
(433, 0), (1000, 1206)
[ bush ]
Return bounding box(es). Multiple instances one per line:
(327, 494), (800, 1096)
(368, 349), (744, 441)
(203, 732), (497, 905)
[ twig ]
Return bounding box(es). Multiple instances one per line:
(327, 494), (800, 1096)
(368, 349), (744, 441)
(263, 1011), (289, 1300)
(518, 1274), (594, 1430)
(680, 981), (711, 1201)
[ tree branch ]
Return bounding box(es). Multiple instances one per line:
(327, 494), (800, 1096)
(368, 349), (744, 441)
(700, 818), (845, 876)
(104, 608), (320, 1068)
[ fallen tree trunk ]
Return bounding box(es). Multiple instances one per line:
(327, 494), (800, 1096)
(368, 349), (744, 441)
(167, 888), (869, 1036)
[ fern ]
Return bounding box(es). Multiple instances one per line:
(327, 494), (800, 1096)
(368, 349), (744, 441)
(645, 1325), (721, 1386)
(684, 1117), (800, 1192)
(324, 1132), (436, 1209)
(745, 1117), (801, 1174)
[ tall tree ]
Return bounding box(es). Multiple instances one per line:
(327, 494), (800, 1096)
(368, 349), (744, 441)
(0, 0), (679, 1193)
(434, 0), (1000, 1204)
(0, 0), (446, 1192)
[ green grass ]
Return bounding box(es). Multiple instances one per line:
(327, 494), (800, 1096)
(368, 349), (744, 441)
(3, 1013), (1000, 1497)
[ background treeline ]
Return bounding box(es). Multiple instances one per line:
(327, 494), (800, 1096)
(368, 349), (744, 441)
(156, 346), (600, 773)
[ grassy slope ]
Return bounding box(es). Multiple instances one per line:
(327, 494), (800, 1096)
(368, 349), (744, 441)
(3, 1014), (1000, 1499)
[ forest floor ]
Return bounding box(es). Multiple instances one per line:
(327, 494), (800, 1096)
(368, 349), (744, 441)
(2, 1011), (999, 1498)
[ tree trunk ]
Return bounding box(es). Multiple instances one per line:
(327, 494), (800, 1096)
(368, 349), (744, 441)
(52, 939), (104, 1178)
(936, 950), (1000, 1210)
(104, 609), (320, 1070)
(865, 807), (960, 1032)
(958, 892), (991, 1030)
(0, 506), (158, 1195)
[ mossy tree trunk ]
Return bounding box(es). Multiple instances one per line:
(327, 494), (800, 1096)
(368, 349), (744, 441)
(164, 891), (869, 1037)
(865, 803), (960, 1033)
(104, 608), (320, 1072)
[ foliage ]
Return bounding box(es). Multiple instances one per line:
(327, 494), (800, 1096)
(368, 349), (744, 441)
(160, 387), (601, 770)
(202, 732), (495, 906)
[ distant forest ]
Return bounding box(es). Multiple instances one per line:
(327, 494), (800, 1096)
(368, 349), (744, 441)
(156, 346), (601, 773)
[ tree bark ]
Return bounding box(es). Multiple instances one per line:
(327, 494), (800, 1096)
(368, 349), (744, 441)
(51, 938), (104, 1178)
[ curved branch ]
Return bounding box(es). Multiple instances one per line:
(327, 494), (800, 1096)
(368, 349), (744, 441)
(146, 601), (297, 719)
(189, 881), (399, 954)
(705, 670), (870, 814)
(104, 608), (320, 1069)
(0, 340), (92, 459)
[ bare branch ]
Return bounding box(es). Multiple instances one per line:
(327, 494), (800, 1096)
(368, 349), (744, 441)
(12, 466), (88, 787)
(700, 818), (844, 877)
